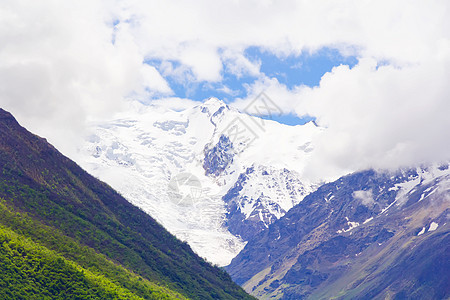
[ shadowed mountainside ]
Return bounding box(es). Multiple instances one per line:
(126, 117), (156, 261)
(227, 168), (450, 299)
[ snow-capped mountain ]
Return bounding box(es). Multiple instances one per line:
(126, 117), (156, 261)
(224, 165), (317, 241)
(227, 164), (450, 299)
(77, 98), (322, 266)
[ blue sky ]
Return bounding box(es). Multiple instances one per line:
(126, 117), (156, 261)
(146, 47), (358, 125)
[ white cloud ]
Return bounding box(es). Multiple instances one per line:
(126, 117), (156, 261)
(236, 56), (450, 180)
(221, 49), (262, 78)
(232, 76), (303, 115)
(0, 0), (449, 179)
(353, 190), (374, 207)
(0, 0), (159, 156)
(179, 43), (222, 82)
(301, 56), (450, 180)
(141, 64), (173, 95)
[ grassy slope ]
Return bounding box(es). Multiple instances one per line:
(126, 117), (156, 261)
(0, 200), (187, 300)
(0, 224), (187, 300)
(0, 109), (253, 300)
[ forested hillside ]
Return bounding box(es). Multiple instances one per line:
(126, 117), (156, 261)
(0, 108), (254, 300)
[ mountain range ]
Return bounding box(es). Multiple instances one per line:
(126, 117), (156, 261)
(2, 98), (448, 299)
(76, 98), (449, 299)
(227, 166), (449, 299)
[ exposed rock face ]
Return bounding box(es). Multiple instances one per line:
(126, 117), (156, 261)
(223, 166), (314, 241)
(203, 135), (235, 177)
(226, 166), (450, 299)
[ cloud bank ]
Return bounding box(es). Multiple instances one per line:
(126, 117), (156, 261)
(0, 0), (449, 179)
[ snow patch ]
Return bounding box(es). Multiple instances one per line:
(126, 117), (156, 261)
(428, 222), (439, 232)
(363, 217), (373, 224)
(337, 220), (360, 234)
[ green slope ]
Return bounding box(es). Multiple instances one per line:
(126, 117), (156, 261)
(0, 108), (254, 300)
(0, 223), (186, 300)
(0, 200), (187, 299)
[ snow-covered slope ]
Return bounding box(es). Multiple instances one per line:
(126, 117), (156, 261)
(77, 98), (323, 266)
(224, 165), (317, 241)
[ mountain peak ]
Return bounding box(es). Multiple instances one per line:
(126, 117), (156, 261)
(204, 97), (226, 106)
(200, 97), (229, 114)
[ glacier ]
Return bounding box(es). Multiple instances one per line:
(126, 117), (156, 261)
(76, 98), (323, 266)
